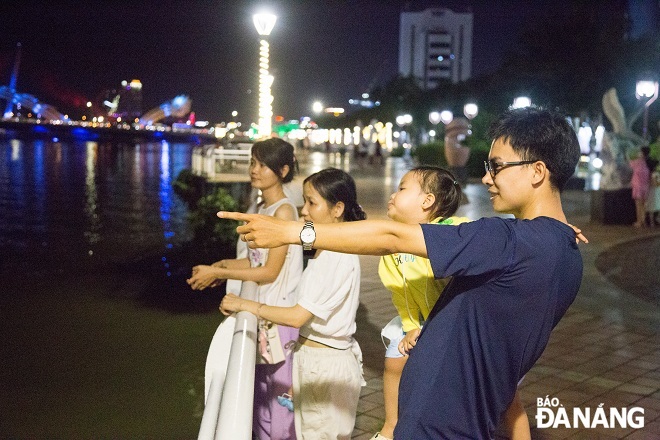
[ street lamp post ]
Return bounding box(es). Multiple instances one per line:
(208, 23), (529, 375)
(429, 111), (441, 141)
(636, 80), (659, 141)
(396, 114), (413, 156)
(463, 103), (478, 135)
(253, 12), (277, 138)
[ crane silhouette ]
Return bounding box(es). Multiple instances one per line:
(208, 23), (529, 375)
(0, 43), (64, 121)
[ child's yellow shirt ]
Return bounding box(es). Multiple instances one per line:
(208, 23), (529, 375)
(378, 216), (470, 331)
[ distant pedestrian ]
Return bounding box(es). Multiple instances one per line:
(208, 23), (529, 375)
(629, 147), (652, 228)
(646, 164), (660, 227)
(373, 139), (384, 166)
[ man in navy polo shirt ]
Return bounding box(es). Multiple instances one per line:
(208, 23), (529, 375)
(221, 107), (583, 439)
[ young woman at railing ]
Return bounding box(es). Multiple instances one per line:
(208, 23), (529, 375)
(221, 168), (366, 440)
(188, 137), (302, 440)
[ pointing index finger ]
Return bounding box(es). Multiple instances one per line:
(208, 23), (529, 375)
(217, 211), (251, 222)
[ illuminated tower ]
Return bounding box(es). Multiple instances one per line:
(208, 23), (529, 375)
(117, 79), (143, 121)
(253, 12), (277, 138)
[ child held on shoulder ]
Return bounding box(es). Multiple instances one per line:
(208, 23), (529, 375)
(373, 166), (468, 440)
(373, 166), (531, 440)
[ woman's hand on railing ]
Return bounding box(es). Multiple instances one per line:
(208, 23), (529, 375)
(220, 293), (248, 316)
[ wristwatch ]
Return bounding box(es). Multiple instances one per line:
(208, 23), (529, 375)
(299, 221), (316, 250)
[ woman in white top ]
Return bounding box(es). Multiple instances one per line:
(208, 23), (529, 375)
(188, 138), (302, 440)
(221, 168), (366, 440)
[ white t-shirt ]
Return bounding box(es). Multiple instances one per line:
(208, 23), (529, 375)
(297, 250), (361, 349)
(248, 198), (303, 307)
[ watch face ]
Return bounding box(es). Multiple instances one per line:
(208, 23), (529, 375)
(301, 228), (315, 242)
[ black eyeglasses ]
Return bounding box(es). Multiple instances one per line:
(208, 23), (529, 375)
(484, 159), (536, 178)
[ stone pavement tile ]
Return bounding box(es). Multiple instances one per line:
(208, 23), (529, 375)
(630, 377), (660, 390)
(623, 428), (660, 439)
(647, 371), (660, 381)
(585, 377), (627, 390)
(357, 396), (382, 414)
(529, 427), (577, 439)
(554, 370), (593, 383)
(353, 413), (382, 435)
(609, 364), (658, 380)
(584, 392), (646, 407)
(615, 383), (658, 397)
(524, 370), (553, 385)
(552, 389), (594, 406)
(635, 397), (660, 418)
(601, 370), (643, 384)
(533, 365), (566, 377)
(565, 430), (620, 439)
(351, 431), (375, 440)
(625, 359), (659, 371)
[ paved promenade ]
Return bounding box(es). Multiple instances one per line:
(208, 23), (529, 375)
(296, 151), (659, 440)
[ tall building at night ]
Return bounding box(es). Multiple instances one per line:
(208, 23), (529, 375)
(399, 8), (473, 88)
(116, 79), (143, 120)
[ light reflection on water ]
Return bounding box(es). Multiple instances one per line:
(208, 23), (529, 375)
(0, 137), (194, 273)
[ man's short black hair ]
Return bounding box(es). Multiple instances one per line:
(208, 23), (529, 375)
(488, 107), (580, 191)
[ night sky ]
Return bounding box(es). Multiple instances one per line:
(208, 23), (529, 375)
(0, 1), (650, 124)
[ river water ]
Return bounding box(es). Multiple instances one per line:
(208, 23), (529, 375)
(0, 137), (232, 438)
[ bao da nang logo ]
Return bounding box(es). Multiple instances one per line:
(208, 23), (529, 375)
(536, 396), (645, 429)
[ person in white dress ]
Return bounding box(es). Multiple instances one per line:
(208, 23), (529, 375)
(188, 138), (302, 440)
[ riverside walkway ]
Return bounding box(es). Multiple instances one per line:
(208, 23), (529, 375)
(294, 150), (660, 439)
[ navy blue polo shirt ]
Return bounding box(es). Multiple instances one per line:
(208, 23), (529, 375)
(395, 217), (582, 439)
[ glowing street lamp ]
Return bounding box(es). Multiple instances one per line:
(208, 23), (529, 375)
(463, 103), (478, 120)
(312, 101), (323, 114)
(440, 110), (453, 125)
(253, 12), (277, 138)
(636, 79), (659, 140)
(429, 111), (443, 141)
(396, 114), (413, 150)
(512, 96), (532, 109)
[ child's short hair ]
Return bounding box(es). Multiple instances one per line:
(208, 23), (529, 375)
(487, 107), (580, 191)
(410, 166), (462, 220)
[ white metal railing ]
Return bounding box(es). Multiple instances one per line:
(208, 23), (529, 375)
(198, 281), (258, 440)
(192, 144), (252, 179)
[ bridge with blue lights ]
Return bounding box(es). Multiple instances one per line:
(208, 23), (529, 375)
(0, 43), (213, 142)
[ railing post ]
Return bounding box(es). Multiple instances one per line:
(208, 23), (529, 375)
(213, 281), (258, 439)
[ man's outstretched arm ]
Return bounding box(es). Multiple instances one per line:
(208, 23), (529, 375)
(217, 211), (428, 257)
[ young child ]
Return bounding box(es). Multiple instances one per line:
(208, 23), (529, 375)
(373, 166), (469, 440)
(373, 167), (531, 440)
(188, 137), (302, 440)
(221, 168), (366, 440)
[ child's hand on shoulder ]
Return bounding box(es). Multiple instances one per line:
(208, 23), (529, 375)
(398, 328), (421, 356)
